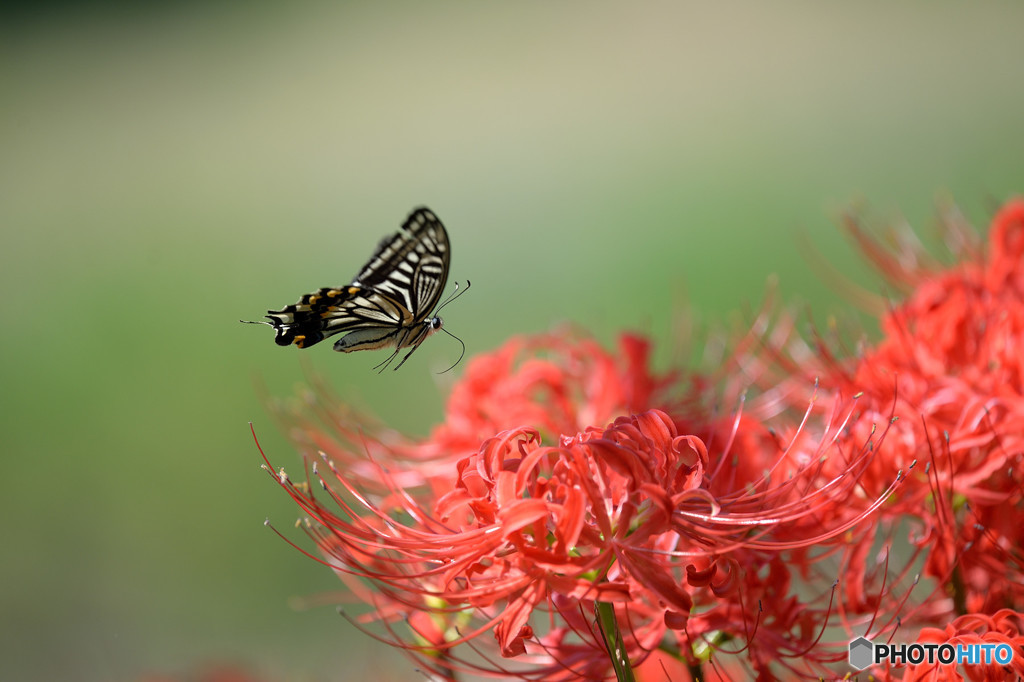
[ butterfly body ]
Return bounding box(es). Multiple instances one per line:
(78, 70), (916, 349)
(251, 207), (461, 371)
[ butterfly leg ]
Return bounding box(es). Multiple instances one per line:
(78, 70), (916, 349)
(373, 348), (403, 373)
(390, 344), (423, 372)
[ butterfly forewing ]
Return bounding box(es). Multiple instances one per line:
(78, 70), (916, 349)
(353, 208), (450, 321)
(257, 208), (452, 364)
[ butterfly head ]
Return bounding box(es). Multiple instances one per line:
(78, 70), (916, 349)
(412, 315), (443, 345)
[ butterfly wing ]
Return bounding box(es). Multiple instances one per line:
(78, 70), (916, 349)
(264, 285), (410, 349)
(262, 207), (450, 350)
(353, 207), (450, 323)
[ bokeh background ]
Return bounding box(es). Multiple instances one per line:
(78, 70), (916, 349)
(2, 2), (1022, 680)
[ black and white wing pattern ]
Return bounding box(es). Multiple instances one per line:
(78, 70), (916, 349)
(352, 207), (450, 320)
(251, 207), (453, 370)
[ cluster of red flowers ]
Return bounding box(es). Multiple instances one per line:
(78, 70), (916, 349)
(257, 199), (1024, 680)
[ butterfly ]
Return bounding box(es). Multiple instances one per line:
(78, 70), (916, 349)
(243, 207), (468, 371)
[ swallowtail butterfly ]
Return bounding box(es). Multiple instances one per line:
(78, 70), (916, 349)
(244, 207), (467, 371)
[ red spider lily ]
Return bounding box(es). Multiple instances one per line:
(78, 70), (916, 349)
(820, 201), (1024, 618)
(257, 332), (902, 680)
(733, 198), (1024, 677)
(849, 200), (1024, 503)
(849, 201), (1024, 676)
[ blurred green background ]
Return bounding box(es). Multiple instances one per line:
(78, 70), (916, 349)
(2, 2), (1021, 680)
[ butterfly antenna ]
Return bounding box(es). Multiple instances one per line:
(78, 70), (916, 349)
(240, 319), (272, 326)
(433, 280), (472, 315)
(437, 327), (466, 374)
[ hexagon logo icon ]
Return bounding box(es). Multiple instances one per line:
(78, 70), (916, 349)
(849, 636), (874, 670)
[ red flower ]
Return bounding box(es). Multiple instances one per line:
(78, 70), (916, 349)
(834, 201), (1024, 616)
(258, 331), (896, 680)
(738, 199), (1024, 676)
